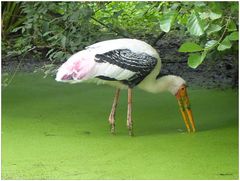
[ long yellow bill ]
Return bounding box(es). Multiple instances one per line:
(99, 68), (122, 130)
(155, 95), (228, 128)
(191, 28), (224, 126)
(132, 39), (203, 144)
(175, 85), (196, 133)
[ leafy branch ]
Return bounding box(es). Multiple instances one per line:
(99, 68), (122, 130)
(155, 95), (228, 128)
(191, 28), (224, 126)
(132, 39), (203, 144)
(177, 10), (238, 68)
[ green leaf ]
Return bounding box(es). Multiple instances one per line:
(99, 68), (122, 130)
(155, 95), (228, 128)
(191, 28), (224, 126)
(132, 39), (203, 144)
(187, 11), (204, 36)
(53, 51), (65, 59)
(199, 12), (209, 19)
(178, 42), (203, 52)
(113, 10), (124, 18)
(206, 24), (222, 35)
(61, 36), (66, 49)
(159, 11), (177, 32)
(228, 20), (237, 32)
(11, 26), (23, 33)
(70, 11), (80, 22)
(43, 31), (54, 37)
(228, 31), (239, 41)
(178, 14), (188, 25)
(209, 3), (223, 15)
(42, 21), (49, 32)
(209, 11), (222, 20)
(217, 36), (232, 51)
(135, 3), (146, 10)
(194, 2), (206, 7)
(204, 23), (209, 31)
(82, 7), (93, 18)
(46, 48), (55, 57)
(170, 3), (180, 10)
(205, 40), (218, 49)
(187, 52), (206, 69)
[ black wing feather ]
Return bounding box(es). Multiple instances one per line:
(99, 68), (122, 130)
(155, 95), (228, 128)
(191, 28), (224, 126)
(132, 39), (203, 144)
(94, 49), (157, 88)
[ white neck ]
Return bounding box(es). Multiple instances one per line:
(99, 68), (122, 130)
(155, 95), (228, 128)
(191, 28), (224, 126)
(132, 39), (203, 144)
(138, 75), (186, 95)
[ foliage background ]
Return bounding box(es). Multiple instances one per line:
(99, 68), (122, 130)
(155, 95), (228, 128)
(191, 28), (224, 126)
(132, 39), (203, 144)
(1, 1), (239, 81)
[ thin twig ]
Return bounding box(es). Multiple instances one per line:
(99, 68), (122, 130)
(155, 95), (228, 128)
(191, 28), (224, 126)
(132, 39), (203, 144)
(218, 17), (231, 43)
(90, 16), (130, 38)
(152, 32), (166, 45)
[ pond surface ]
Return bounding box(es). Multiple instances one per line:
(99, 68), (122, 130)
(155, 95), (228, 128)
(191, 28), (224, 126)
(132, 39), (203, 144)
(2, 73), (238, 179)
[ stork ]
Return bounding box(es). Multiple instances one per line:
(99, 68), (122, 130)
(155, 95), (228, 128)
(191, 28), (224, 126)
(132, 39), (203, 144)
(56, 38), (196, 136)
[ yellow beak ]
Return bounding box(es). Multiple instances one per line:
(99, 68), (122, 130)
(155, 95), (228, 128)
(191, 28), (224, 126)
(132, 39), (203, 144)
(175, 85), (196, 133)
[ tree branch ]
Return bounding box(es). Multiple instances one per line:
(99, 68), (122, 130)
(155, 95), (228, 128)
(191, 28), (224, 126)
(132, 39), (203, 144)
(152, 32), (166, 45)
(90, 16), (130, 38)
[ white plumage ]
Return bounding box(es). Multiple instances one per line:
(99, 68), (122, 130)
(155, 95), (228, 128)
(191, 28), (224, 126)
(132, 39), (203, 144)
(56, 39), (164, 90)
(56, 38), (196, 135)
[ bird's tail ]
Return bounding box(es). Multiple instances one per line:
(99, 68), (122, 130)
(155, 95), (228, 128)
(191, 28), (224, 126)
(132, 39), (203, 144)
(55, 50), (95, 83)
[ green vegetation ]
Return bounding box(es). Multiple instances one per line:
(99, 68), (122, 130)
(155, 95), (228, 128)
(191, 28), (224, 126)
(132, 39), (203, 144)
(2, 2), (238, 70)
(2, 73), (238, 179)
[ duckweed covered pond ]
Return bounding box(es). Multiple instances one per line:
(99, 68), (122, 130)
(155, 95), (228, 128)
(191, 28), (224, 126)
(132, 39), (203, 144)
(2, 73), (238, 179)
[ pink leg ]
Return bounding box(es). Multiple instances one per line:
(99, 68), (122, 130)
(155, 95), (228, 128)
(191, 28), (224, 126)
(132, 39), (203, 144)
(127, 88), (133, 136)
(108, 89), (120, 134)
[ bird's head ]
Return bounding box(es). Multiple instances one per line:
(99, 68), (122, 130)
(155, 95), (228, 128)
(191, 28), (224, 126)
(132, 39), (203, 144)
(156, 75), (195, 132)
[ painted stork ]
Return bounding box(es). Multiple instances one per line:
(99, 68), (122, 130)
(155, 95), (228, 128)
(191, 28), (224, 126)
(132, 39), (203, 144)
(56, 38), (195, 136)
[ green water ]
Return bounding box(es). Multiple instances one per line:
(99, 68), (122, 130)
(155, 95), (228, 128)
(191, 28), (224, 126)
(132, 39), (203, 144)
(2, 73), (238, 179)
